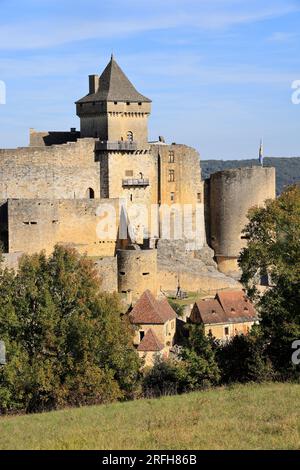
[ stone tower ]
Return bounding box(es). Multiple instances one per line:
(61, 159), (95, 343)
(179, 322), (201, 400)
(76, 55), (152, 148)
(207, 166), (276, 274)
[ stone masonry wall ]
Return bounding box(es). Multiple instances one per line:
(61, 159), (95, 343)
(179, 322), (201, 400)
(0, 139), (100, 200)
(8, 198), (120, 256)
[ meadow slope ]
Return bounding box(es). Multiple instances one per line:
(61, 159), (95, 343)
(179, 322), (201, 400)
(0, 382), (299, 450)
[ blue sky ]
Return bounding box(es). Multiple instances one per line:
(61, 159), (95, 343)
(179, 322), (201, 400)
(0, 0), (299, 159)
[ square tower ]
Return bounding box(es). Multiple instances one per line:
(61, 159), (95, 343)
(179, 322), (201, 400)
(75, 55), (151, 149)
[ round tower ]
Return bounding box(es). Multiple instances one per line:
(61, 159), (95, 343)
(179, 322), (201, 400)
(117, 248), (157, 302)
(209, 166), (276, 274)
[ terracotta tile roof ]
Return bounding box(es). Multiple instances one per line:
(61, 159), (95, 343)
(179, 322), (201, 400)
(191, 299), (227, 324)
(158, 298), (177, 322)
(137, 329), (164, 352)
(191, 291), (257, 325)
(216, 291), (257, 322)
(130, 290), (176, 325)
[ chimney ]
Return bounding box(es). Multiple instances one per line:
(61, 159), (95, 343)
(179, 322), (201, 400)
(89, 75), (99, 94)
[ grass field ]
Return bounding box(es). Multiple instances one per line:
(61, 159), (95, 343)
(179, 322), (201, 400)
(0, 382), (299, 450)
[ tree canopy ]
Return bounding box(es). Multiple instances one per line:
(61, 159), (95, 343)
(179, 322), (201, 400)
(239, 185), (300, 379)
(0, 246), (140, 413)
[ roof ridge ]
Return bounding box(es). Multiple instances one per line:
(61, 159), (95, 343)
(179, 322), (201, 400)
(145, 290), (165, 323)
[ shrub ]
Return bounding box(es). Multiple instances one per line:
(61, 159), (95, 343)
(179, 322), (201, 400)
(0, 246), (141, 413)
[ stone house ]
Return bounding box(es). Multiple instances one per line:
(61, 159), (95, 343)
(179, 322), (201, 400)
(129, 290), (176, 367)
(189, 290), (258, 341)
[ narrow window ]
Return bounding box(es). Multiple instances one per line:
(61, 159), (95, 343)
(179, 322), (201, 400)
(197, 193), (202, 203)
(168, 151), (175, 163)
(224, 327), (229, 336)
(86, 188), (95, 199)
(168, 169), (175, 182)
(127, 131), (133, 142)
(140, 331), (145, 341)
(170, 192), (175, 202)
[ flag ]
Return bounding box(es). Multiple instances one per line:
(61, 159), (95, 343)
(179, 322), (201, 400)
(259, 139), (264, 166)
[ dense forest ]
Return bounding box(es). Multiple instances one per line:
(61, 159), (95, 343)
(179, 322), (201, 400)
(201, 157), (300, 195)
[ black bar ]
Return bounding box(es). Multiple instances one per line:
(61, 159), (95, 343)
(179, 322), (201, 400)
(0, 450), (299, 467)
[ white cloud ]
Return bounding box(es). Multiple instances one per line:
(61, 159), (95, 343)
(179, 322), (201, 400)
(1, 50), (297, 89)
(0, 1), (298, 50)
(268, 31), (299, 42)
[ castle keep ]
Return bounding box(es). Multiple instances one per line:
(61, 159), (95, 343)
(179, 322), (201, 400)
(0, 55), (276, 299)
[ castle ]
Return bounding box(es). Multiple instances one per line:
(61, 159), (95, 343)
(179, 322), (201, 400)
(0, 55), (276, 301)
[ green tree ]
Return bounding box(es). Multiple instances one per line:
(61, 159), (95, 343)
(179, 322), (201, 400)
(143, 324), (220, 398)
(181, 324), (220, 389)
(142, 357), (186, 397)
(239, 185), (300, 380)
(0, 246), (141, 413)
(216, 327), (274, 384)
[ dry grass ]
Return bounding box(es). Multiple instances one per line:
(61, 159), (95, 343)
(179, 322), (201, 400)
(0, 382), (300, 450)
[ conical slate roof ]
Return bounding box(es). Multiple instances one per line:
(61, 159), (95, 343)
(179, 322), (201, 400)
(76, 55), (151, 104)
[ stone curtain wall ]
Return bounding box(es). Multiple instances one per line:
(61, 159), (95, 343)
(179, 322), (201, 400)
(8, 198), (120, 256)
(94, 256), (118, 293)
(0, 139), (100, 200)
